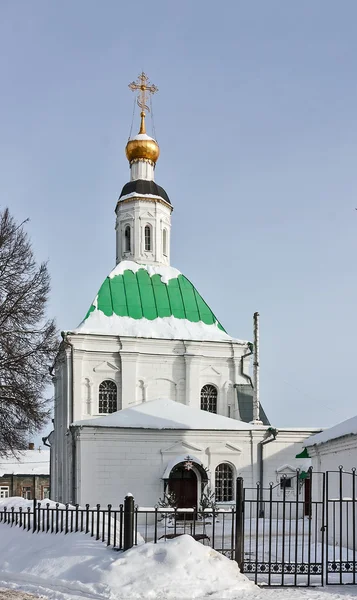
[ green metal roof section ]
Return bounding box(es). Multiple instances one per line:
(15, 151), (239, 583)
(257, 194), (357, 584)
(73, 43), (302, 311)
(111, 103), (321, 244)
(295, 447), (310, 459)
(83, 267), (226, 331)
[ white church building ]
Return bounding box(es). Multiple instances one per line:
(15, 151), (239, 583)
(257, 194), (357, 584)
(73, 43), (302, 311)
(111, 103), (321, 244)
(49, 74), (320, 509)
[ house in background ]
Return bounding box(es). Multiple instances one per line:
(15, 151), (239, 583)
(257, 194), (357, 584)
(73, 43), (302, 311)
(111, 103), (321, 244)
(0, 445), (50, 500)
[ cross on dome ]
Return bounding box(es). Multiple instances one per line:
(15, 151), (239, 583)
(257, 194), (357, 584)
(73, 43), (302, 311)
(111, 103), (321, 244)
(126, 72), (160, 164)
(118, 75), (171, 268)
(129, 72), (158, 115)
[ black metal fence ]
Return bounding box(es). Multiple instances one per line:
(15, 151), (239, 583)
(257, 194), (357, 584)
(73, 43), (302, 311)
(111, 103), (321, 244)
(0, 468), (356, 588)
(326, 468), (356, 585)
(242, 471), (325, 586)
(0, 497), (125, 548)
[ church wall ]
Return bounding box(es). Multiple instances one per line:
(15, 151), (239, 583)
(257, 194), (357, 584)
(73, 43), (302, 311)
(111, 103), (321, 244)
(62, 334), (250, 421)
(52, 335), (319, 506)
(73, 427), (316, 510)
(75, 428), (256, 508)
(52, 334), (257, 503)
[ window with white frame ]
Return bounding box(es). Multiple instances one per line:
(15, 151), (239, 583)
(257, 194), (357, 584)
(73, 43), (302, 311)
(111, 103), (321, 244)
(124, 225), (131, 252)
(200, 384), (217, 413)
(99, 380), (117, 414)
(215, 463), (234, 502)
(144, 225), (152, 251)
(0, 486), (9, 499)
(163, 228), (167, 256)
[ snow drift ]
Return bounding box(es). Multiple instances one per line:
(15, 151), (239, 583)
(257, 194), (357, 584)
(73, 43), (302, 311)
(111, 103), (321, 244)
(0, 524), (255, 600)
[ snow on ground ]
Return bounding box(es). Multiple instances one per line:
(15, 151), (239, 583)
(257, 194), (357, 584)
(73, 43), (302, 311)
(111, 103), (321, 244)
(0, 524), (255, 599)
(0, 523), (357, 600)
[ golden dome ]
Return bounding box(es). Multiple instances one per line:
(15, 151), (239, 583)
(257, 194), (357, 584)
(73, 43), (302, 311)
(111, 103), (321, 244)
(125, 112), (160, 164)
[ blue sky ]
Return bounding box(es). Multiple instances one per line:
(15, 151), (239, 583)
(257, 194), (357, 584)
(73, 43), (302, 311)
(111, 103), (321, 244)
(1, 1), (357, 430)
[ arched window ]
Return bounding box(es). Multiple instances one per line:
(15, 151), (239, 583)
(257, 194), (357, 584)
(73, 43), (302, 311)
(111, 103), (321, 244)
(200, 384), (217, 413)
(215, 463), (234, 502)
(98, 380), (117, 414)
(163, 228), (167, 256)
(124, 225), (131, 252)
(144, 225), (152, 251)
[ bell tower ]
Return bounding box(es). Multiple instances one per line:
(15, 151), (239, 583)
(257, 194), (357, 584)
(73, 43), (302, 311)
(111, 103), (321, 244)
(115, 73), (173, 267)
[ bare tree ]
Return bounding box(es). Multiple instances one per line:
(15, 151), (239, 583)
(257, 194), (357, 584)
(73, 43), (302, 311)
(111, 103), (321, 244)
(0, 208), (58, 455)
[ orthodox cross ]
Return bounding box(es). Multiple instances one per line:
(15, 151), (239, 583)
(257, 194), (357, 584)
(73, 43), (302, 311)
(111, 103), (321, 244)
(128, 72), (158, 115)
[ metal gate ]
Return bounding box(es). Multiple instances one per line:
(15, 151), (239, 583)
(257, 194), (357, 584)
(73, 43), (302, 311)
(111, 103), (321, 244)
(326, 468), (356, 585)
(238, 468), (357, 586)
(240, 470), (325, 586)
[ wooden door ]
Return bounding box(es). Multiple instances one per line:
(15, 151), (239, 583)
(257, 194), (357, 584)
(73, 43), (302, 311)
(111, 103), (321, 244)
(169, 466), (197, 508)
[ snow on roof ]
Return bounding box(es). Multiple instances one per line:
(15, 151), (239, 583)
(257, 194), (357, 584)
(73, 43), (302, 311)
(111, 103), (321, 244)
(119, 191), (169, 202)
(304, 415), (357, 447)
(132, 133), (156, 141)
(0, 449), (50, 476)
(75, 312), (233, 341)
(73, 260), (247, 343)
(109, 261), (181, 285)
(73, 398), (267, 431)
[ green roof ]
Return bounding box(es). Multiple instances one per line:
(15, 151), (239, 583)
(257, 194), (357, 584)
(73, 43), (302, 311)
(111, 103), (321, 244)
(83, 264), (225, 330)
(295, 447), (310, 459)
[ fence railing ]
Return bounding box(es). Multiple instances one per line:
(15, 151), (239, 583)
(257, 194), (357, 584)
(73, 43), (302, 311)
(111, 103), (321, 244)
(1, 469), (356, 588)
(0, 498), (125, 549)
(0, 480), (245, 560)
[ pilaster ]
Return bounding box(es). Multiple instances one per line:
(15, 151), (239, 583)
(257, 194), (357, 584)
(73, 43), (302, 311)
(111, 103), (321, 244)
(120, 352), (139, 409)
(184, 354), (202, 408)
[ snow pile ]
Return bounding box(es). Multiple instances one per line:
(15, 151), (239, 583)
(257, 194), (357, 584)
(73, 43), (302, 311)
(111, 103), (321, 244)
(106, 535), (255, 599)
(0, 450), (49, 477)
(74, 398), (266, 430)
(0, 524), (255, 600)
(304, 414), (357, 447)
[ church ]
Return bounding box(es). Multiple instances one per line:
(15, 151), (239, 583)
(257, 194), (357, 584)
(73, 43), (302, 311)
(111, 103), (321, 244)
(49, 74), (320, 509)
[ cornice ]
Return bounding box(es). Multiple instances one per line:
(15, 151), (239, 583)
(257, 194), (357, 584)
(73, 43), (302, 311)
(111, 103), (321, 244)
(116, 196), (173, 213)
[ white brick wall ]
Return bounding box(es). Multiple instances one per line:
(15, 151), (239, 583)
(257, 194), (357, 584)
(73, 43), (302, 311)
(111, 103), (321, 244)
(74, 428), (317, 509)
(55, 334), (250, 428)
